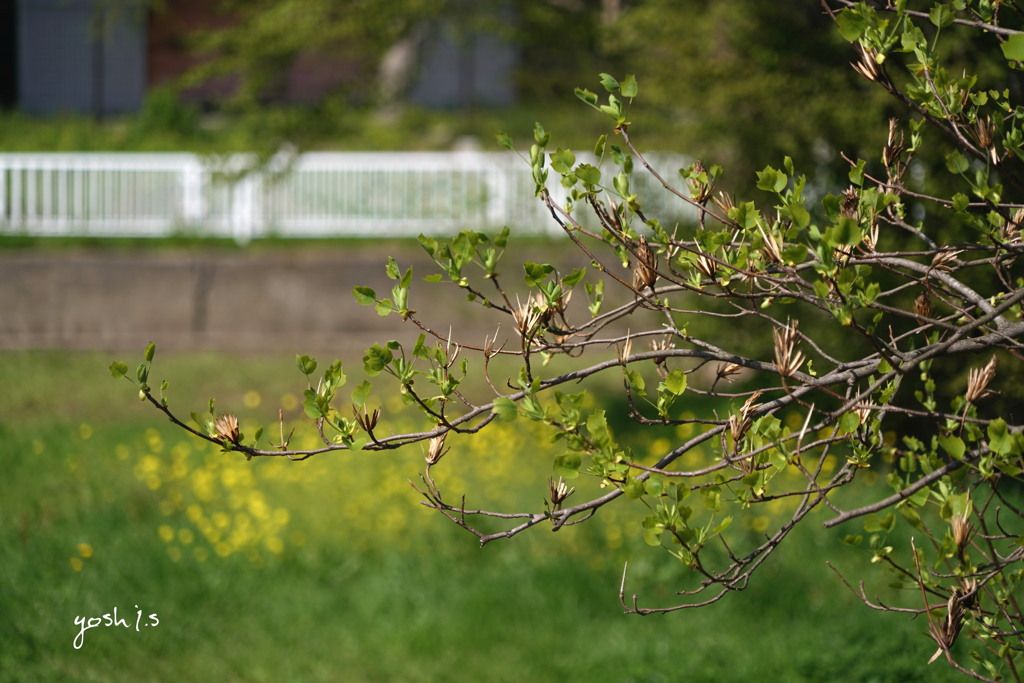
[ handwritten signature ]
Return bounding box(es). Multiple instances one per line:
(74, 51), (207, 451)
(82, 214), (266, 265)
(74, 606), (159, 649)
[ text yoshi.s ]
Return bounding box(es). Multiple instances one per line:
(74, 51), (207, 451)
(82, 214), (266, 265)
(74, 606), (159, 649)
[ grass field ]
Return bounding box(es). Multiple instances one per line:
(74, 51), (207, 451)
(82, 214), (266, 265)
(0, 350), (966, 682)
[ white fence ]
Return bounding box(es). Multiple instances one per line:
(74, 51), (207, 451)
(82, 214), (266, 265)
(0, 151), (695, 243)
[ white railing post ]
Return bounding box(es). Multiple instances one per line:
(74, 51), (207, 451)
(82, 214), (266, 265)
(231, 174), (255, 245)
(0, 151), (693, 240)
(0, 158), (6, 227)
(182, 158), (205, 226)
(11, 164), (20, 226)
(484, 165), (506, 228)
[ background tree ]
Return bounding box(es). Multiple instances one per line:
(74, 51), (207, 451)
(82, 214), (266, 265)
(117, 2), (1024, 680)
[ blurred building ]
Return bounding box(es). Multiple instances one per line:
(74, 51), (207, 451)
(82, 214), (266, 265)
(10, 0), (147, 116)
(2, 0), (517, 116)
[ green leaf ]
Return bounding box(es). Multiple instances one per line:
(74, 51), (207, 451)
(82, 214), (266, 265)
(623, 476), (645, 499)
(664, 369), (687, 396)
(594, 135), (607, 158)
(494, 226), (510, 249)
(351, 380), (372, 408)
(352, 286), (377, 305)
(296, 354), (317, 376)
(523, 262), (555, 287)
(109, 361), (128, 379)
(849, 159), (867, 187)
(553, 453), (582, 479)
(900, 505), (923, 529)
(782, 244), (807, 264)
(988, 418), (1014, 455)
(788, 203), (810, 229)
(839, 411), (861, 433)
(598, 73), (620, 92)
(533, 122), (550, 148)
(952, 193), (970, 212)
(417, 234), (438, 257)
(586, 410), (610, 446)
(575, 88), (598, 106)
(561, 267), (586, 287)
(492, 397), (518, 422)
(613, 170), (629, 198)
(620, 74), (638, 98)
(385, 256), (400, 280)
(610, 145), (627, 166)
(929, 3), (954, 28)
(625, 369), (646, 396)
(756, 166), (787, 193)
(424, 274), (443, 283)
(574, 163), (601, 185)
(939, 434), (966, 460)
(699, 485), (721, 512)
(362, 344), (392, 377)
(728, 202), (760, 230)
(945, 150), (969, 174)
(864, 512), (897, 533)
(1001, 34), (1024, 61)
(831, 216), (863, 246)
(836, 9), (868, 41)
(144, 342), (156, 363)
(496, 132), (514, 150)
(550, 148), (576, 175)
(253, 426), (264, 444)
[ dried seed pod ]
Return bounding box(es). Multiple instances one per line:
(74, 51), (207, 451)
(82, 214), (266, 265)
(970, 116), (998, 164)
(425, 433), (449, 465)
(716, 362), (743, 383)
(1002, 208), (1024, 243)
(214, 413), (240, 444)
(930, 249), (964, 272)
(649, 338), (674, 378)
(965, 356), (998, 403)
(353, 405), (380, 433)
(861, 221), (879, 252)
(928, 587), (967, 665)
(693, 245), (718, 279)
(853, 402), (874, 426)
(914, 292), (931, 320)
(547, 476), (575, 510)
(951, 509), (973, 555)
(616, 335), (634, 366)
(757, 226), (784, 265)
(883, 118), (905, 169)
(712, 191), (735, 214)
(512, 296), (541, 338)
(632, 236), (658, 292)
(852, 45), (881, 82)
(773, 320), (806, 378)
(840, 187), (859, 220)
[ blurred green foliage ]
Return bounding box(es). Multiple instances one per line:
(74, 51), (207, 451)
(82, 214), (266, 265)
(608, 1), (893, 188)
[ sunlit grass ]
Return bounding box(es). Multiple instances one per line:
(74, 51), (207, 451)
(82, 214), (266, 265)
(0, 350), (964, 682)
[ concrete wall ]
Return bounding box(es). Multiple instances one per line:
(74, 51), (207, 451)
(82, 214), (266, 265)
(0, 246), (546, 355)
